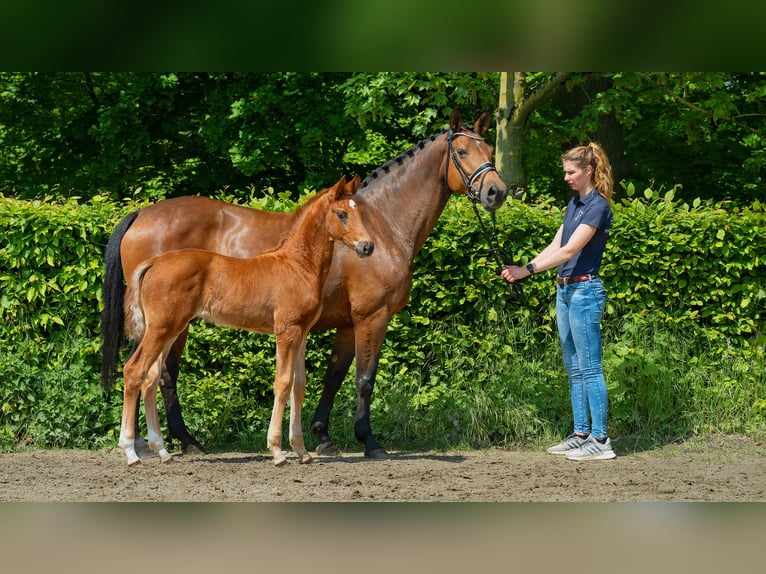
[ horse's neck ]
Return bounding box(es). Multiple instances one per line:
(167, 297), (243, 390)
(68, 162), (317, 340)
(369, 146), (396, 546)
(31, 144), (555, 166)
(361, 136), (451, 258)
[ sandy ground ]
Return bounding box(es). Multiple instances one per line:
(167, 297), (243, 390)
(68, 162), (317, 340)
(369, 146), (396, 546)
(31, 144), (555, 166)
(1, 434), (764, 502)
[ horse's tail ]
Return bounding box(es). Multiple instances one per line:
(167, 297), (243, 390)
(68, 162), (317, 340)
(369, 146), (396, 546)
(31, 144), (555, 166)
(100, 209), (140, 390)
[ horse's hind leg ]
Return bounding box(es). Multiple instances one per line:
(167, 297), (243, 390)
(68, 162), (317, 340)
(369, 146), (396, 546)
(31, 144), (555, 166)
(159, 327), (205, 454)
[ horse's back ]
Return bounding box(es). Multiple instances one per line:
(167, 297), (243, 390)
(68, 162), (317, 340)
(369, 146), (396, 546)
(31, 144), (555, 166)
(121, 196), (293, 276)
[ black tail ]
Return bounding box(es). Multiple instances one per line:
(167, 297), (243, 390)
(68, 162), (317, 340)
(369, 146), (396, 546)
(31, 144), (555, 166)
(101, 209), (141, 390)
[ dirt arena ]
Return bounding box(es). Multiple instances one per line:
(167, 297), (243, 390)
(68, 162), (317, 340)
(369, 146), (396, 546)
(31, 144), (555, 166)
(1, 434), (763, 502)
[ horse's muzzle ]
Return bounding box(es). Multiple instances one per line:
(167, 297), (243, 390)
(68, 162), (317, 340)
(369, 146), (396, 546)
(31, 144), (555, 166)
(355, 241), (375, 258)
(481, 182), (507, 211)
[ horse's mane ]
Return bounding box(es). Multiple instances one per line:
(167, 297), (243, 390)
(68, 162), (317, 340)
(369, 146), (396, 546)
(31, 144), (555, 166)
(358, 122), (479, 192)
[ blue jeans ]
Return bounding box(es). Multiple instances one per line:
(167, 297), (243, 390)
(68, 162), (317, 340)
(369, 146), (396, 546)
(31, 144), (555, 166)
(556, 279), (609, 438)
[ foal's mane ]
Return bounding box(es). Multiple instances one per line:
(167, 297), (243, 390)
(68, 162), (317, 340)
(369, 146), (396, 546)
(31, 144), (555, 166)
(358, 122), (479, 192)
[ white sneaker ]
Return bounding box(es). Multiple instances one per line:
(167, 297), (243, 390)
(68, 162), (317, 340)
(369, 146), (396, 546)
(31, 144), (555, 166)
(546, 433), (588, 454)
(565, 436), (616, 461)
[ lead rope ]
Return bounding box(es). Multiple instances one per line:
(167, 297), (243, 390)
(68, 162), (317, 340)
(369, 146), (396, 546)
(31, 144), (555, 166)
(467, 197), (525, 303)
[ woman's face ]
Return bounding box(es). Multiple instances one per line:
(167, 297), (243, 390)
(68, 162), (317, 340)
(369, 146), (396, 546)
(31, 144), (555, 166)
(563, 161), (593, 194)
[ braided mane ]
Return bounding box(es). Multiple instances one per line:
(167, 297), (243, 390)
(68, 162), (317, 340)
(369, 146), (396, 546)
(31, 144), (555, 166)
(359, 122), (478, 190)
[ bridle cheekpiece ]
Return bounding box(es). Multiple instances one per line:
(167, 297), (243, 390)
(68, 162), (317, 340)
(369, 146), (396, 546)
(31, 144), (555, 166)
(446, 130), (497, 203)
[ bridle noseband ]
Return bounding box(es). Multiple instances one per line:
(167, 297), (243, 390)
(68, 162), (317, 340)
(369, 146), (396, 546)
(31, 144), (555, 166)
(446, 129), (524, 303)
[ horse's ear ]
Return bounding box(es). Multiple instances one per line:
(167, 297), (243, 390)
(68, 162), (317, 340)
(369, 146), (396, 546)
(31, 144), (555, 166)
(450, 109), (462, 132)
(474, 111), (491, 136)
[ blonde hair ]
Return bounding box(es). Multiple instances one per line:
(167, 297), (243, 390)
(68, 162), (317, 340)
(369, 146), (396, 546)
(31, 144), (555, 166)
(562, 142), (614, 201)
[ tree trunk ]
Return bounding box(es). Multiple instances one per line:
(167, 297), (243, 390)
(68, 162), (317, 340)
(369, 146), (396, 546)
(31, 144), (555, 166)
(495, 72), (574, 197)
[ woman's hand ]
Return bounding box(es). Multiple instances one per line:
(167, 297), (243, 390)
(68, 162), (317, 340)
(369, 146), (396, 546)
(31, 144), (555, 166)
(501, 265), (529, 283)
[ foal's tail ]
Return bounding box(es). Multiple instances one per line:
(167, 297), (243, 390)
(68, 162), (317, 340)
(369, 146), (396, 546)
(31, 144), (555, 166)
(100, 209), (140, 391)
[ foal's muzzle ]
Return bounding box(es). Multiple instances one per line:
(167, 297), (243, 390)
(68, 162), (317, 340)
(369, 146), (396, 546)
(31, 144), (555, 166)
(355, 241), (375, 258)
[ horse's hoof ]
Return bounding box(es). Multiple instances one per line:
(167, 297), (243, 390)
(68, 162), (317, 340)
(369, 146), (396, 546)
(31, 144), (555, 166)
(128, 459), (142, 467)
(315, 441), (339, 456)
(183, 444), (205, 456)
(299, 453), (313, 464)
(273, 456), (288, 467)
(365, 448), (389, 461)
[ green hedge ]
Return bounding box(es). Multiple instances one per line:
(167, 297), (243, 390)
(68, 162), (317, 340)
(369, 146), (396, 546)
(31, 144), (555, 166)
(0, 190), (764, 451)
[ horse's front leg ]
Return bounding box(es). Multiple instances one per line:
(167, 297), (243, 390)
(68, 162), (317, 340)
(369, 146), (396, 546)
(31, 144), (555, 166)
(289, 336), (312, 464)
(352, 312), (390, 460)
(311, 327), (355, 456)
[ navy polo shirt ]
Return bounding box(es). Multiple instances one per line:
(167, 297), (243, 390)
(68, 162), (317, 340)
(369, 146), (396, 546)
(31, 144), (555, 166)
(557, 189), (613, 277)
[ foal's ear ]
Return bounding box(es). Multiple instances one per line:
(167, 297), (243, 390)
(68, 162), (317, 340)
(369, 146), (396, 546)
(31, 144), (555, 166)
(474, 111), (491, 136)
(331, 175), (348, 200)
(450, 109), (462, 133)
(345, 174), (361, 195)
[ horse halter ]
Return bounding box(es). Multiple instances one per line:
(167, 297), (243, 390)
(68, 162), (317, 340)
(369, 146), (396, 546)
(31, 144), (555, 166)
(446, 130), (497, 203)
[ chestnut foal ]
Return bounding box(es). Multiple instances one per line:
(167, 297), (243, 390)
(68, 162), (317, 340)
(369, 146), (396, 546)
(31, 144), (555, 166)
(119, 175), (374, 466)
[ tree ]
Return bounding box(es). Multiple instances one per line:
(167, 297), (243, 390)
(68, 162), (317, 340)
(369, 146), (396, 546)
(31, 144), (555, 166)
(495, 72), (573, 195)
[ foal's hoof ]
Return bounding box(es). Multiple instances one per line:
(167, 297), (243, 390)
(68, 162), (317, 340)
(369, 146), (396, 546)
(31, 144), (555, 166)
(159, 451), (174, 464)
(315, 441), (339, 457)
(273, 455), (288, 467)
(299, 453), (313, 465)
(128, 459), (142, 467)
(365, 448), (389, 461)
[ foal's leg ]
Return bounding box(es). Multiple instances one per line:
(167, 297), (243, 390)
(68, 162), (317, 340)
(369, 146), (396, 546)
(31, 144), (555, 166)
(143, 353), (173, 464)
(267, 327), (301, 466)
(120, 343), (154, 466)
(289, 336), (312, 464)
(126, 340), (151, 455)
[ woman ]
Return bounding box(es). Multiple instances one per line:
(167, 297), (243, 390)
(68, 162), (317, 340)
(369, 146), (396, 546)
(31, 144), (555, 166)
(502, 142), (615, 461)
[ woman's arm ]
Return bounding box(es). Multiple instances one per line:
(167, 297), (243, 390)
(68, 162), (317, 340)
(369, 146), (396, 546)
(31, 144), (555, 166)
(501, 223), (597, 282)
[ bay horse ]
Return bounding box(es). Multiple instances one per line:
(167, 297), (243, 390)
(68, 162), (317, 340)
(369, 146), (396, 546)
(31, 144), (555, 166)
(119, 175), (373, 466)
(102, 109), (507, 460)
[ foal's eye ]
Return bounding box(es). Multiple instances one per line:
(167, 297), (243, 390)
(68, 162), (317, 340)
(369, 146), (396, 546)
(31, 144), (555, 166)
(337, 210), (348, 221)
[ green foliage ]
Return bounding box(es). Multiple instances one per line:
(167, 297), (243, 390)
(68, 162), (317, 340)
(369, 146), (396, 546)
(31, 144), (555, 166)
(0, 72), (361, 200)
(0, 192), (764, 452)
(2, 72), (765, 208)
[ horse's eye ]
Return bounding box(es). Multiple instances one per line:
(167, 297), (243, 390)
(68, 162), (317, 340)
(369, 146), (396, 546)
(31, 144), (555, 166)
(337, 210), (348, 221)
(457, 148), (468, 157)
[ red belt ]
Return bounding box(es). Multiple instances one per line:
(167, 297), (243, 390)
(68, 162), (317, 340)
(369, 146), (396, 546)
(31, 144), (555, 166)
(556, 273), (599, 286)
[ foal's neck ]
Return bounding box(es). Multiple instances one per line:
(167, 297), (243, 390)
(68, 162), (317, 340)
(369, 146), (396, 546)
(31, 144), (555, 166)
(280, 195), (336, 277)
